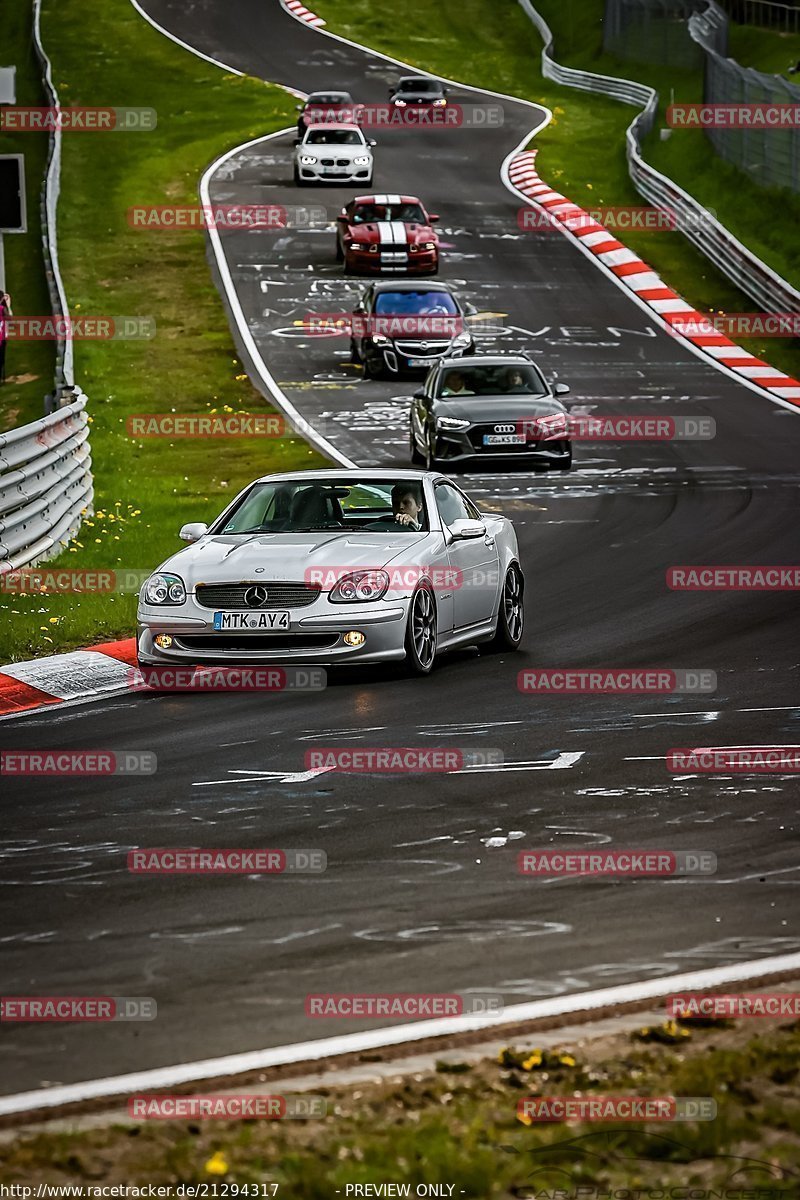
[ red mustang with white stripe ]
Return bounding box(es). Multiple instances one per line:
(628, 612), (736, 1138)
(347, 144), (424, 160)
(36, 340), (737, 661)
(335, 194), (440, 275)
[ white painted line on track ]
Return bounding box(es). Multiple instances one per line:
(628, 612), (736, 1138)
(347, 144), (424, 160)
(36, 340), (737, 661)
(2, 952), (799, 1118)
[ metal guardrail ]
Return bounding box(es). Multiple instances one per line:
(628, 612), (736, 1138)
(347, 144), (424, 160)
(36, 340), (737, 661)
(0, 0), (95, 576)
(721, 0), (800, 33)
(0, 395), (93, 572)
(31, 0), (72, 388)
(517, 0), (800, 314)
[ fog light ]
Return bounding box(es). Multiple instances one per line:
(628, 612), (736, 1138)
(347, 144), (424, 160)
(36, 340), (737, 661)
(154, 634), (173, 649)
(343, 631), (365, 647)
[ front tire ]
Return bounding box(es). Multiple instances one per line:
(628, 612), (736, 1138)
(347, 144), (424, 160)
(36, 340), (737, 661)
(404, 584), (437, 675)
(555, 446), (573, 471)
(424, 433), (439, 471)
(485, 563), (524, 652)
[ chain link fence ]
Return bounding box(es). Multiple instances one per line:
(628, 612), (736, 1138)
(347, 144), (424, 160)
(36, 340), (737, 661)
(604, 0), (800, 192)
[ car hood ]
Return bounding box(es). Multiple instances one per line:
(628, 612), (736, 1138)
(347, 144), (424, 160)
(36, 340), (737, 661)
(437, 396), (566, 422)
(159, 531), (432, 589)
(346, 222), (436, 244)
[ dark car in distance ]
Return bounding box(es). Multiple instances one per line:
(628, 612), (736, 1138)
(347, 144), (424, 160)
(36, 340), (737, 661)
(409, 355), (572, 471)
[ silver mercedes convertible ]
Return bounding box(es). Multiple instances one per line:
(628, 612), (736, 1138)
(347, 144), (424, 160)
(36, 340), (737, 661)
(136, 470), (523, 675)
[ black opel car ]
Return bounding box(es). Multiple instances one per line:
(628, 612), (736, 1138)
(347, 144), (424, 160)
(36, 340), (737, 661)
(388, 76), (449, 108)
(409, 354), (572, 471)
(349, 280), (476, 379)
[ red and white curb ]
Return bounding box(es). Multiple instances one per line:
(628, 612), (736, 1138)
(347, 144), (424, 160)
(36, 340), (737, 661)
(508, 150), (800, 409)
(0, 639), (137, 718)
(283, 0), (326, 28)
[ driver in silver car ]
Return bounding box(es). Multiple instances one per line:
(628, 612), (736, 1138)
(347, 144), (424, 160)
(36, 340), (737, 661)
(391, 483), (424, 530)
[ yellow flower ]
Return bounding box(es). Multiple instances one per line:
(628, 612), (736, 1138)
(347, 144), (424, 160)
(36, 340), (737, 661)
(559, 1054), (576, 1067)
(517, 1110), (533, 1126)
(204, 1151), (228, 1176)
(522, 1052), (543, 1070)
(49, 618), (59, 624)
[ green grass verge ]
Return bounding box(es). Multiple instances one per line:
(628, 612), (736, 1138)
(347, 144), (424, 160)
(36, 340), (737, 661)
(728, 23), (800, 77)
(311, 0), (800, 380)
(1, 1019), (797, 1188)
(0, 1), (56, 429)
(0, 0), (328, 664)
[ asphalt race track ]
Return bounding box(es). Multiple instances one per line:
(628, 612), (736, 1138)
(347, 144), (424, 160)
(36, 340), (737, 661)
(0, 0), (798, 1096)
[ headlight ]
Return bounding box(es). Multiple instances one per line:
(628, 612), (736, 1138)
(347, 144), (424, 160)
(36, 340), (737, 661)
(393, 98), (407, 107)
(349, 242), (367, 251)
(420, 242), (437, 250)
(437, 416), (470, 430)
(352, 155), (371, 165)
(299, 155), (318, 164)
(537, 413), (570, 439)
(143, 573), (186, 606)
(433, 98), (447, 106)
(452, 332), (472, 349)
(330, 570), (389, 603)
(371, 333), (390, 345)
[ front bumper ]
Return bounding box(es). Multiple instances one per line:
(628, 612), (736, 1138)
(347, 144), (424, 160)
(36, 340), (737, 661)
(346, 248), (438, 274)
(296, 160), (372, 183)
(137, 594), (411, 666)
(433, 432), (572, 467)
(370, 340), (472, 376)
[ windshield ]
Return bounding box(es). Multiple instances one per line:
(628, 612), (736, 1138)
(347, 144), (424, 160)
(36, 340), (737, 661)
(306, 93), (351, 105)
(352, 203), (426, 224)
(305, 129), (363, 145)
(440, 364), (548, 397)
(217, 480), (430, 534)
(398, 78), (439, 93)
(374, 290), (458, 316)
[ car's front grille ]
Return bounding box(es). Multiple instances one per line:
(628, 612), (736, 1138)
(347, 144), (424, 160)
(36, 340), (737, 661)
(177, 634), (339, 652)
(195, 583), (320, 610)
(395, 340), (450, 356)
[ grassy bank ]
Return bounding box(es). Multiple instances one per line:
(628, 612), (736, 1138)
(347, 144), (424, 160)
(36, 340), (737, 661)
(0, 0), (327, 664)
(0, 1), (56, 428)
(2, 1017), (797, 1189)
(311, 0), (800, 380)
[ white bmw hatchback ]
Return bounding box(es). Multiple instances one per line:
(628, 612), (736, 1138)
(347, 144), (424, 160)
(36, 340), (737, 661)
(294, 123), (375, 186)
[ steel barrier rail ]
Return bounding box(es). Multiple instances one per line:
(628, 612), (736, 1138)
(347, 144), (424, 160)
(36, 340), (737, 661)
(517, 0), (800, 313)
(0, 395), (93, 572)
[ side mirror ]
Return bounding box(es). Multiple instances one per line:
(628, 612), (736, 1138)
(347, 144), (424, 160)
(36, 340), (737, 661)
(296, 104), (304, 112)
(293, 137), (302, 145)
(179, 522), (208, 543)
(463, 302), (478, 316)
(427, 213), (440, 223)
(413, 388), (426, 399)
(368, 139), (377, 147)
(448, 518), (485, 541)
(554, 383), (570, 395)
